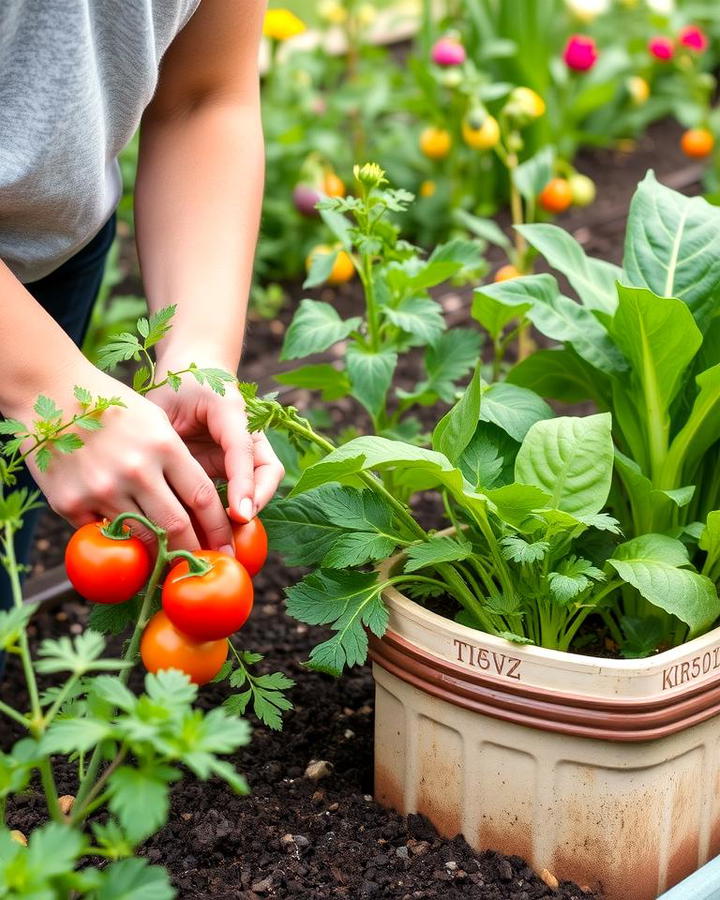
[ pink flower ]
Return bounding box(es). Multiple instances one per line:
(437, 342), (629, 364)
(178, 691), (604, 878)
(563, 35), (598, 71)
(678, 25), (708, 53)
(648, 36), (674, 61)
(431, 37), (466, 67)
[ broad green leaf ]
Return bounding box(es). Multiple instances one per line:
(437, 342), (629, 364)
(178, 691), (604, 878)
(285, 570), (386, 674)
(399, 329), (480, 404)
(507, 348), (607, 405)
(624, 171), (720, 328)
(27, 822), (87, 879)
(321, 486), (394, 533)
(454, 209), (510, 249)
(261, 490), (348, 567)
(346, 346), (397, 419)
(94, 858), (175, 900)
(615, 451), (694, 534)
(664, 364), (720, 484)
(486, 483), (552, 528)
(40, 718), (111, 754)
(303, 248), (340, 288)
(609, 534), (720, 636)
(291, 436), (466, 502)
(700, 511), (720, 581)
(384, 296), (445, 344)
(516, 223), (622, 313)
(479, 382), (553, 443)
(280, 299), (361, 360)
(432, 364), (482, 464)
(515, 413), (614, 516)
(404, 536), (472, 572)
(458, 424), (519, 490)
(512, 146), (555, 201)
(471, 285), (530, 341)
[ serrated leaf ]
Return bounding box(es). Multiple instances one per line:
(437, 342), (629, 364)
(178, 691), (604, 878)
(323, 533), (397, 568)
(144, 305), (177, 348)
(500, 536), (549, 564)
(52, 433), (84, 454)
(280, 299), (361, 360)
(0, 418), (27, 436)
(261, 489), (347, 567)
(275, 364), (351, 401)
(74, 385), (92, 407)
(36, 631), (128, 675)
(286, 570), (386, 675)
(398, 329), (481, 405)
(40, 718), (111, 754)
(0, 603), (36, 650)
(33, 395), (61, 421)
(404, 536), (472, 573)
(108, 765), (175, 844)
(346, 345), (397, 419)
(88, 597), (140, 636)
(96, 333), (142, 371)
(93, 857), (175, 900)
(384, 296), (445, 343)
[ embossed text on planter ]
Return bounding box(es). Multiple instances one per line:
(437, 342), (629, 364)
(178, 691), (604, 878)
(661, 646), (720, 690)
(452, 639), (522, 680)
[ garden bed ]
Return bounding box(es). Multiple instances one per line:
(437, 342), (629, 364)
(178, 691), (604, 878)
(13, 114), (705, 899)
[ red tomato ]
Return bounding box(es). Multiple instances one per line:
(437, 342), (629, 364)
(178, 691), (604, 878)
(161, 550), (253, 641)
(65, 522), (152, 604)
(140, 610), (227, 685)
(231, 517), (268, 577)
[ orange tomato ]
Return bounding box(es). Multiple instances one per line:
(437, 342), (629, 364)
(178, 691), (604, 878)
(419, 126), (452, 160)
(680, 128), (714, 159)
(306, 244), (355, 285)
(323, 171), (346, 197)
(538, 177), (574, 214)
(494, 264), (521, 282)
(419, 179), (436, 198)
(140, 610), (228, 685)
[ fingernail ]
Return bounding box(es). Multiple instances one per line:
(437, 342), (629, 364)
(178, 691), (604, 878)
(220, 544), (234, 556)
(239, 498), (254, 522)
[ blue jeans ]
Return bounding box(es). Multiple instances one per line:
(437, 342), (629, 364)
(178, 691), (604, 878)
(0, 216), (116, 613)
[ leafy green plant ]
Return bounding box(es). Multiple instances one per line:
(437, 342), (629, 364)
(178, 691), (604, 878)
(0, 310), (293, 895)
(277, 164), (485, 444)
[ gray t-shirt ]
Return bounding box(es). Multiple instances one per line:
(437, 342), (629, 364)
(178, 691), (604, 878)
(0, 0), (200, 283)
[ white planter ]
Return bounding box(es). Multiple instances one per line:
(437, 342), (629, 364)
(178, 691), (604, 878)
(369, 573), (720, 899)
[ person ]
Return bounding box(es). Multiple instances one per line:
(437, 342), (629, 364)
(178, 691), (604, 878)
(0, 0), (284, 608)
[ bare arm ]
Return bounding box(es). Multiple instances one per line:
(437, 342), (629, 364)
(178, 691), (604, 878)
(135, 0), (281, 522)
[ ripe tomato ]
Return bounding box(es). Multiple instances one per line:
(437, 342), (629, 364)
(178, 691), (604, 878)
(494, 264), (521, 283)
(162, 550), (253, 641)
(65, 522), (152, 605)
(231, 517), (268, 577)
(140, 610), (227, 685)
(681, 128), (714, 159)
(461, 113), (500, 150)
(306, 244), (355, 285)
(323, 171), (346, 198)
(419, 126), (452, 160)
(538, 177), (573, 214)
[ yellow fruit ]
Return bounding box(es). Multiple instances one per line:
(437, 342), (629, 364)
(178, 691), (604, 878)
(306, 244), (355, 285)
(494, 264), (521, 282)
(507, 87), (546, 119)
(419, 126), (452, 160)
(627, 75), (650, 105)
(420, 180), (436, 198)
(462, 113), (500, 150)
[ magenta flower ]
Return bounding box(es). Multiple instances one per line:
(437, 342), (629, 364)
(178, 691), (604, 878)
(648, 36), (674, 61)
(563, 35), (598, 71)
(678, 25), (708, 54)
(431, 37), (466, 67)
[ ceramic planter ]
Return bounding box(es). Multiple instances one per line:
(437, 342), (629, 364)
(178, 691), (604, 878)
(369, 563), (720, 900)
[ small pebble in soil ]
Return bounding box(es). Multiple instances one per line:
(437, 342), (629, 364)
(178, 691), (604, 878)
(396, 846), (410, 859)
(541, 867), (560, 889)
(304, 759), (333, 781)
(58, 795), (75, 815)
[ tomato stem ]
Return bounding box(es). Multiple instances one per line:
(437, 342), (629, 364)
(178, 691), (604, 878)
(104, 511), (164, 539)
(165, 550), (214, 576)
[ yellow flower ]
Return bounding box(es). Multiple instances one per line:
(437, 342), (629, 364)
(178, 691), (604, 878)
(510, 87), (546, 118)
(318, 0), (348, 25)
(263, 8), (306, 41)
(420, 180), (436, 198)
(627, 75), (650, 106)
(357, 3), (377, 26)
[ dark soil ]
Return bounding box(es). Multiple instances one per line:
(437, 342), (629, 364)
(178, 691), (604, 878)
(13, 114), (701, 899)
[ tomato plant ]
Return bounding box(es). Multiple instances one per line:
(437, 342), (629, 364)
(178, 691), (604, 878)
(65, 521), (152, 604)
(162, 550), (254, 641)
(231, 516), (268, 577)
(140, 610), (228, 685)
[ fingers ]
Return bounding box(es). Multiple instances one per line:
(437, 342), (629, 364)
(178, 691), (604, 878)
(252, 432), (285, 513)
(165, 455), (233, 553)
(134, 482), (201, 553)
(209, 395), (255, 523)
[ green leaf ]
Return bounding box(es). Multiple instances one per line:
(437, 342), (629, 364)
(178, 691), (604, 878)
(323, 533), (397, 568)
(432, 364), (482, 464)
(624, 171), (720, 329)
(74, 385), (92, 408)
(94, 857), (176, 900)
(471, 286), (530, 341)
(275, 364), (351, 401)
(0, 418), (27, 436)
(108, 765), (175, 844)
(52, 433), (84, 454)
(507, 348), (606, 405)
(144, 305), (177, 348)
(40, 718), (111, 754)
(384, 296), (445, 344)
(27, 822), (87, 878)
(516, 223), (622, 313)
(0, 604), (36, 650)
(454, 209), (510, 249)
(500, 536), (549, 564)
(285, 570), (386, 674)
(515, 413), (614, 517)
(547, 556), (605, 604)
(34, 446), (52, 472)
(321, 486), (394, 533)
(512, 145), (555, 201)
(609, 285), (702, 442)
(346, 346), (397, 419)
(88, 597), (140, 636)
(458, 423), (519, 490)
(261, 489), (347, 567)
(609, 534), (720, 636)
(479, 381), (553, 443)
(96, 332), (142, 371)
(303, 248), (340, 288)
(280, 299), (361, 360)
(700, 511), (720, 580)
(486, 483), (552, 528)
(404, 536), (472, 572)
(36, 631), (129, 675)
(400, 329), (481, 404)
(665, 364), (720, 484)
(33, 395), (61, 421)
(291, 436), (466, 503)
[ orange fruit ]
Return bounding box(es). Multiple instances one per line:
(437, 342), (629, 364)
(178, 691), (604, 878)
(323, 171), (346, 197)
(306, 244), (355, 285)
(538, 177), (574, 214)
(680, 128), (714, 159)
(494, 264), (521, 282)
(419, 126), (452, 160)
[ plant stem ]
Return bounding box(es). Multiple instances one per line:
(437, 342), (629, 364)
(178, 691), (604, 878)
(0, 699), (29, 729)
(74, 530), (168, 812)
(71, 747), (127, 825)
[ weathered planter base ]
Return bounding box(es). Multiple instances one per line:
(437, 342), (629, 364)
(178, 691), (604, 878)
(370, 581), (720, 900)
